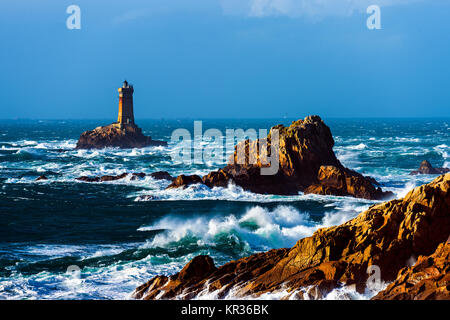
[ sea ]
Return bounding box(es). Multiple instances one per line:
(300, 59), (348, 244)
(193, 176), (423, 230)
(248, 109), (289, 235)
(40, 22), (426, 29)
(0, 118), (449, 300)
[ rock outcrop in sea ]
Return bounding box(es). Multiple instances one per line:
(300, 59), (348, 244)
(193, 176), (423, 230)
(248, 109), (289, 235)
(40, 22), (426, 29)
(134, 173), (450, 300)
(410, 160), (450, 175)
(76, 124), (167, 149)
(75, 81), (167, 149)
(168, 115), (392, 200)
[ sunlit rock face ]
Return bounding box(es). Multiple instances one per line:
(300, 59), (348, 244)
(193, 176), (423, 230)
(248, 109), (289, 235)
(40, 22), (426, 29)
(171, 115), (392, 200)
(373, 238), (450, 300)
(134, 174), (450, 300)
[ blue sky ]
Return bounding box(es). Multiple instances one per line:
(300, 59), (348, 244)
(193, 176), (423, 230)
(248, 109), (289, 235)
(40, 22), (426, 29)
(0, 0), (449, 119)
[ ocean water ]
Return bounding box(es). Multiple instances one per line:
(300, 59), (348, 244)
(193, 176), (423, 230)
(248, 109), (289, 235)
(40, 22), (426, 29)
(0, 118), (449, 300)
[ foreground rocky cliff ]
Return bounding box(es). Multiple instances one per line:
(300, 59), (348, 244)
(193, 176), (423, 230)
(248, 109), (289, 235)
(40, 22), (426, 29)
(76, 124), (167, 149)
(373, 237), (450, 300)
(168, 116), (392, 200)
(134, 174), (450, 300)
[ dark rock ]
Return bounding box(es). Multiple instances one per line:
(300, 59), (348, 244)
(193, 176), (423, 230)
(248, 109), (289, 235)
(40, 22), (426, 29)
(130, 173), (146, 181)
(149, 171), (174, 181)
(410, 160), (450, 175)
(135, 174), (450, 300)
(76, 176), (100, 182)
(366, 176), (380, 186)
(75, 123), (167, 149)
(76, 172), (157, 183)
(76, 173), (128, 182)
(100, 173), (128, 182)
(166, 175), (203, 189)
(35, 175), (48, 181)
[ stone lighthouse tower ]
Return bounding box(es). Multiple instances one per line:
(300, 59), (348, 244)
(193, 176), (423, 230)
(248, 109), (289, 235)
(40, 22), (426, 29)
(117, 80), (135, 127)
(75, 80), (168, 149)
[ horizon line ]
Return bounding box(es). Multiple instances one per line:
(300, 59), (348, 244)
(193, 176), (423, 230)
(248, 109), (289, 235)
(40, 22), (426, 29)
(1, 116), (450, 121)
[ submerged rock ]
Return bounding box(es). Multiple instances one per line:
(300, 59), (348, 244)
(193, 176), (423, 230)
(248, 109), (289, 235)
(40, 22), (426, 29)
(75, 123), (167, 149)
(410, 160), (449, 175)
(135, 173), (450, 300)
(169, 115), (392, 200)
(76, 171), (173, 183)
(76, 176), (100, 182)
(99, 173), (129, 182)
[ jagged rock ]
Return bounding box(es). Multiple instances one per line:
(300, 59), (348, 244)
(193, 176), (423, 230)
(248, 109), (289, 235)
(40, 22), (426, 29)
(75, 124), (167, 149)
(169, 116), (392, 200)
(149, 171), (174, 181)
(35, 175), (48, 181)
(304, 165), (388, 199)
(134, 255), (217, 300)
(373, 237), (450, 300)
(202, 169), (231, 188)
(166, 175), (203, 189)
(135, 174), (450, 300)
(133, 249), (288, 300)
(410, 160), (449, 175)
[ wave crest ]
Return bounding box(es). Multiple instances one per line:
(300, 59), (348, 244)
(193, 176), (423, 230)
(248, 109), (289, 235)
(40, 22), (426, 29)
(138, 204), (366, 256)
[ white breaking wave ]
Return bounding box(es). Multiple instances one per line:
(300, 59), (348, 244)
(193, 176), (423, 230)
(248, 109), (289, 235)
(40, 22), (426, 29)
(395, 180), (418, 198)
(133, 182), (378, 205)
(0, 254), (188, 300)
(0, 242), (197, 300)
(135, 183), (297, 202)
(346, 143), (368, 150)
(138, 203), (368, 253)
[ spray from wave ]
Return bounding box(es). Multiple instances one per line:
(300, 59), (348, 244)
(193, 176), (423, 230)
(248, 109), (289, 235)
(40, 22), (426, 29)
(138, 204), (367, 255)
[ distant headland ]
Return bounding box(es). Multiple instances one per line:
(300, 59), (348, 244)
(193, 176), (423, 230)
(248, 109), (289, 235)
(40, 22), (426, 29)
(75, 81), (167, 149)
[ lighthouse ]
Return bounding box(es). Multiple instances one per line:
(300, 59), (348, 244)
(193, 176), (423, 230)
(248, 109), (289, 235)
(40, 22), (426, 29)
(117, 80), (135, 127)
(76, 80), (168, 149)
